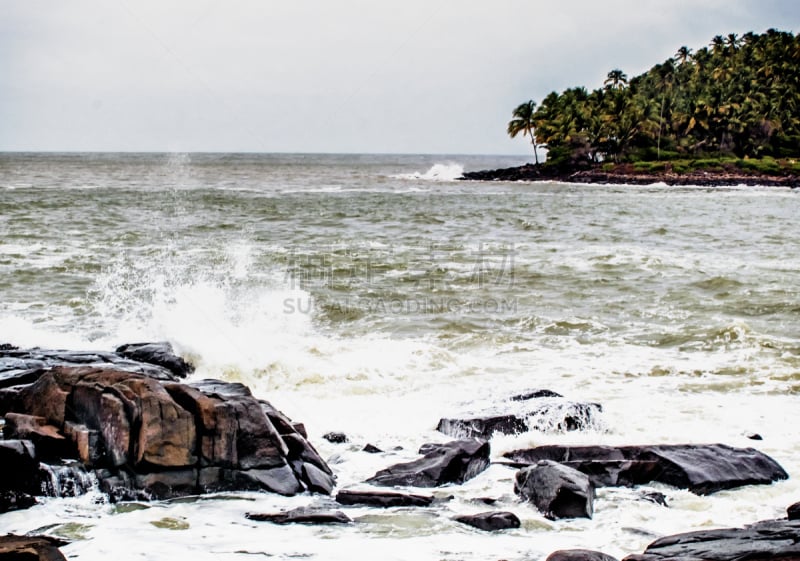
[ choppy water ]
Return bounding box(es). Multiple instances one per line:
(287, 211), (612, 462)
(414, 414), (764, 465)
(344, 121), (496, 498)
(1, 152), (799, 560)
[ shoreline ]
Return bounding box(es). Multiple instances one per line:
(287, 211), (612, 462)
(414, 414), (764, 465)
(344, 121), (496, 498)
(461, 163), (800, 188)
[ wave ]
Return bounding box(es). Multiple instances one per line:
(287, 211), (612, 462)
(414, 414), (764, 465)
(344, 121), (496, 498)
(392, 163), (464, 182)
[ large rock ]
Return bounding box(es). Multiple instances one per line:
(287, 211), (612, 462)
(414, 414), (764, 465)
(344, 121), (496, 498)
(367, 439), (490, 488)
(0, 490), (37, 513)
(0, 440), (50, 496)
(0, 343), (191, 383)
(623, 518), (800, 561)
(437, 393), (602, 439)
(0, 366), (334, 502)
(0, 535), (68, 561)
(515, 460), (594, 520)
(504, 444), (788, 495)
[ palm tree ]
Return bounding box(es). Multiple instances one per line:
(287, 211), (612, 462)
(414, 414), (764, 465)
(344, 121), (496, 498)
(710, 35), (726, 54)
(726, 33), (741, 52)
(675, 46), (693, 65)
(604, 69), (628, 89)
(507, 100), (541, 164)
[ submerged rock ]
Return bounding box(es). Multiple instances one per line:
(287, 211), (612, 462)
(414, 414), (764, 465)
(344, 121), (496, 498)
(623, 518), (800, 561)
(0, 535), (69, 561)
(504, 444), (788, 495)
(367, 439), (490, 488)
(322, 431), (349, 444)
(0, 365), (334, 502)
(453, 511), (521, 531)
(335, 489), (434, 508)
(246, 507), (352, 525)
(515, 460), (594, 520)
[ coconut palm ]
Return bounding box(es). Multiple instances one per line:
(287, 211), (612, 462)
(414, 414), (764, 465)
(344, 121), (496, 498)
(507, 100), (541, 164)
(604, 69), (628, 89)
(675, 46), (693, 65)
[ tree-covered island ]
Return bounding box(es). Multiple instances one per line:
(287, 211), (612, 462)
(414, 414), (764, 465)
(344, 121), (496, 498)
(464, 29), (800, 186)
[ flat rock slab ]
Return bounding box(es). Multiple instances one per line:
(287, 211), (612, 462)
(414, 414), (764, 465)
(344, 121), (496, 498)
(246, 507), (352, 525)
(454, 511), (521, 531)
(624, 518), (800, 561)
(335, 489), (434, 508)
(367, 439), (490, 488)
(0, 535), (69, 561)
(504, 443), (788, 495)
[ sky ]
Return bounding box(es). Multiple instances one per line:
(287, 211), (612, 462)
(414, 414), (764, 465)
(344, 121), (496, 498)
(1, 0), (798, 155)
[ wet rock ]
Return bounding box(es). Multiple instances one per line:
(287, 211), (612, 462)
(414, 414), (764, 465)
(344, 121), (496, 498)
(246, 507), (352, 525)
(322, 431), (348, 444)
(0, 490), (38, 513)
(437, 397), (602, 439)
(454, 511), (521, 531)
(788, 501), (800, 520)
(335, 489), (434, 507)
(623, 518), (800, 561)
(0, 366), (334, 501)
(115, 342), (194, 378)
(641, 491), (668, 507)
(3, 413), (74, 461)
(437, 415), (527, 439)
(0, 535), (69, 561)
(747, 433), (763, 441)
(362, 443), (383, 454)
(510, 389), (563, 401)
(547, 550), (619, 561)
(515, 460), (594, 520)
(367, 439), (490, 488)
(0, 439), (50, 497)
(504, 444), (788, 495)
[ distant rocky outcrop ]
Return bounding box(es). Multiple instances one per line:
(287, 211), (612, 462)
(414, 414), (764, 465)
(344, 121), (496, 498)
(504, 444), (787, 495)
(0, 344), (334, 505)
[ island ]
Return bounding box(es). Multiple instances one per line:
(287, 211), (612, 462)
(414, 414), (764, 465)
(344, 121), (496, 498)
(463, 29), (799, 187)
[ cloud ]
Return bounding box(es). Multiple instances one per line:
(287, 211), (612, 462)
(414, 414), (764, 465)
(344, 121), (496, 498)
(0, 0), (796, 153)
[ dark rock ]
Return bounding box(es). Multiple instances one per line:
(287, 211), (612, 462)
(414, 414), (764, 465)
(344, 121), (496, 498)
(437, 399), (602, 440)
(547, 550), (619, 561)
(367, 439), (490, 488)
(322, 432), (348, 444)
(747, 433), (763, 441)
(510, 389), (564, 401)
(246, 507), (352, 525)
(362, 444), (383, 454)
(0, 439), (50, 496)
(504, 444), (788, 495)
(115, 342), (194, 378)
(2, 413), (74, 461)
(335, 489), (434, 507)
(623, 518), (800, 561)
(641, 491), (668, 507)
(0, 366), (333, 501)
(0, 490), (38, 513)
(454, 511), (521, 531)
(788, 501), (800, 520)
(437, 415), (527, 439)
(515, 460), (594, 520)
(0, 535), (69, 561)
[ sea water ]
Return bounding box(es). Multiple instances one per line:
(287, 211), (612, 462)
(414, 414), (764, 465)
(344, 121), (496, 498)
(0, 152), (798, 559)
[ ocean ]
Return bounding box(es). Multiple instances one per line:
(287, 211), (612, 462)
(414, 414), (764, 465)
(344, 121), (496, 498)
(1, 152), (798, 560)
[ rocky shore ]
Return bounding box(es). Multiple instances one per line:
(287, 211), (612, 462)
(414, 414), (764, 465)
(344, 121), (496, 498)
(460, 163), (800, 187)
(0, 343), (797, 560)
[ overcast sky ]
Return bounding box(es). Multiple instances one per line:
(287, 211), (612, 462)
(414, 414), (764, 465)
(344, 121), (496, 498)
(1, 1), (797, 154)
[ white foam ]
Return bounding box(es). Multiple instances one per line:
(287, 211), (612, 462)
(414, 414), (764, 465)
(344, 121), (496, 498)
(392, 162), (465, 182)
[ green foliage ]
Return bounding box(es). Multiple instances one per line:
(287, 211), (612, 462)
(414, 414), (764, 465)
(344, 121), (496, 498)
(511, 29), (800, 166)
